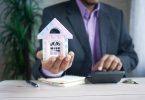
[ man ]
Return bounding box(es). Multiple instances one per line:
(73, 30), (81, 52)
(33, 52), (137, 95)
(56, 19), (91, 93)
(32, 0), (138, 79)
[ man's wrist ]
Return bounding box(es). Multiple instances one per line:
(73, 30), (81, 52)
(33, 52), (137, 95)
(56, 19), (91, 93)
(41, 68), (64, 78)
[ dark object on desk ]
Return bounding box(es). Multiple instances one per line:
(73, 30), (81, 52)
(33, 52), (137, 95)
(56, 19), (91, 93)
(86, 71), (125, 83)
(122, 79), (138, 84)
(26, 80), (39, 87)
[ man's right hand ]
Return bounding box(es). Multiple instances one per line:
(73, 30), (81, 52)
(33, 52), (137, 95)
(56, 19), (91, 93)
(36, 51), (75, 74)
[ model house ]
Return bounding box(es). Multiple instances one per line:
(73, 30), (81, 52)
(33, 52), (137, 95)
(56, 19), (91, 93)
(37, 18), (73, 61)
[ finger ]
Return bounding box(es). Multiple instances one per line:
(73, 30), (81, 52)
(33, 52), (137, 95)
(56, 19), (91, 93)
(68, 51), (75, 68)
(92, 61), (100, 71)
(93, 60), (104, 71)
(97, 55), (109, 71)
(104, 55), (115, 70)
(36, 51), (43, 60)
(116, 60), (123, 71)
(116, 64), (122, 71)
(109, 59), (119, 71)
(59, 54), (71, 71)
(50, 54), (65, 73)
(59, 51), (75, 71)
(42, 57), (56, 70)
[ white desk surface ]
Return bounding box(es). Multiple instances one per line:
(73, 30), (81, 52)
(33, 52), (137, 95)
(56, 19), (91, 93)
(0, 78), (145, 100)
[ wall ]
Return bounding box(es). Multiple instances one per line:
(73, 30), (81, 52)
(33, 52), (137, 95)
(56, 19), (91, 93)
(129, 0), (145, 76)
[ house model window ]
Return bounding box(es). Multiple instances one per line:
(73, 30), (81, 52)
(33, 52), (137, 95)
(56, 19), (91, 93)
(37, 18), (73, 61)
(50, 41), (61, 55)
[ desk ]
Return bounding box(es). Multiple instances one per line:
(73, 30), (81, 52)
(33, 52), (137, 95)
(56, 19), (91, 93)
(0, 78), (145, 100)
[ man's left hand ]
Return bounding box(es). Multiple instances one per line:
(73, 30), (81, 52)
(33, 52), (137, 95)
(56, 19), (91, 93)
(92, 54), (122, 71)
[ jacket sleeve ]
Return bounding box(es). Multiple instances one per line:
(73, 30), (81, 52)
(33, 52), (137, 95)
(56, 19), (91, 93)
(117, 11), (138, 73)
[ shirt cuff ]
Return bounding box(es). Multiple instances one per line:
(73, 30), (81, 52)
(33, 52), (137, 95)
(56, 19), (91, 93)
(41, 68), (64, 78)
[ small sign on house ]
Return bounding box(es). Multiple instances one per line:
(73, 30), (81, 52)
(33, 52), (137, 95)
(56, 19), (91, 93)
(37, 18), (73, 61)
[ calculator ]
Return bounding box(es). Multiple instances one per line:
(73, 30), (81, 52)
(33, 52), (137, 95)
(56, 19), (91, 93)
(86, 71), (125, 83)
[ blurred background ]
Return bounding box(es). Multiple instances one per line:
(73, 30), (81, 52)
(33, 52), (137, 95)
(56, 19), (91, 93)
(0, 0), (145, 80)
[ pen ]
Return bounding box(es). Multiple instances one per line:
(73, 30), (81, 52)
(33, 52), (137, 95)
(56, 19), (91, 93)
(26, 80), (39, 87)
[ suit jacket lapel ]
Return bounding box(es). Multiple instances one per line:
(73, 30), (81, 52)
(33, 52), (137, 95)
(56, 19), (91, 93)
(66, 1), (92, 57)
(99, 3), (111, 55)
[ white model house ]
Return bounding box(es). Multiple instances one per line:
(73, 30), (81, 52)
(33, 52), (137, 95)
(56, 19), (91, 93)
(37, 18), (73, 61)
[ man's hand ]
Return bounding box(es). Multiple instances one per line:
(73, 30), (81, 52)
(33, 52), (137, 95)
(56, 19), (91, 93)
(36, 51), (75, 74)
(92, 54), (122, 72)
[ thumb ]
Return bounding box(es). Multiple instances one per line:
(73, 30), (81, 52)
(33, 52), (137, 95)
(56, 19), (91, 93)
(36, 51), (43, 60)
